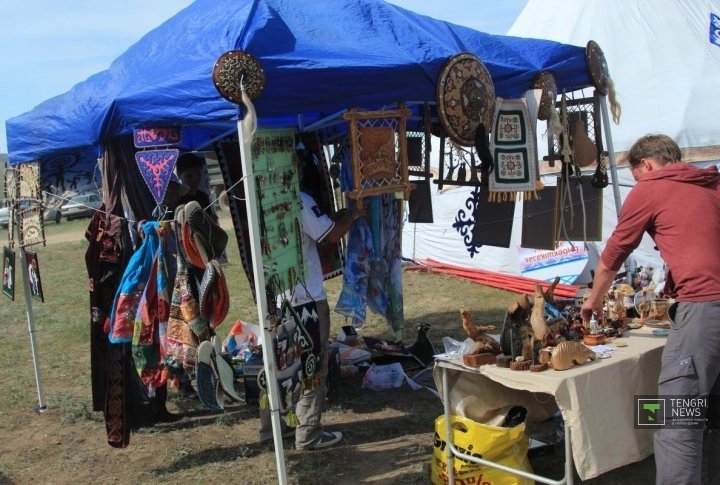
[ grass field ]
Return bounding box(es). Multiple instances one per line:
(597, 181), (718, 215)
(0, 216), (657, 484)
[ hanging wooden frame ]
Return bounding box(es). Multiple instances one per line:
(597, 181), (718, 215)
(434, 135), (483, 189)
(342, 106), (412, 208)
(546, 93), (603, 166)
(406, 131), (432, 178)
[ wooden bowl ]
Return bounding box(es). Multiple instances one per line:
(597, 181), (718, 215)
(462, 352), (497, 368)
(583, 333), (606, 346)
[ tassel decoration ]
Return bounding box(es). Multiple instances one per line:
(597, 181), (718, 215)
(240, 88), (257, 143)
(607, 78), (622, 124)
(284, 409), (300, 428)
(259, 390), (269, 410)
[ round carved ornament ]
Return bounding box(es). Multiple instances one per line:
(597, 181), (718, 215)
(585, 40), (610, 95)
(436, 53), (496, 147)
(212, 50), (265, 103)
(532, 71), (557, 121)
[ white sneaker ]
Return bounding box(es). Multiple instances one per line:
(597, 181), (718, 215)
(312, 431), (343, 449)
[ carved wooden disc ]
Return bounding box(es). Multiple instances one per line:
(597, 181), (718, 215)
(586, 40), (610, 95)
(436, 53), (496, 147)
(212, 50), (265, 103)
(532, 71), (557, 121)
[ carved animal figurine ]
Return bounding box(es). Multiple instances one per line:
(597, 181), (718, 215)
(501, 296), (532, 358)
(460, 309), (501, 355)
(460, 308), (497, 340)
(542, 276), (561, 307)
(530, 283), (549, 343)
(542, 341), (597, 371)
(637, 287), (653, 320)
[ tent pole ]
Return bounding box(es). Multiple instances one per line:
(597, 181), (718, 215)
(237, 120), (288, 485)
(599, 95), (622, 217)
(17, 239), (47, 414)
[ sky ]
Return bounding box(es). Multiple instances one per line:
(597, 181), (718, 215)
(0, 0), (527, 156)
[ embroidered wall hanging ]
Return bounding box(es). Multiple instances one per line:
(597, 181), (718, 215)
(18, 206), (46, 248)
(488, 97), (540, 202)
(133, 126), (182, 148)
(4, 168), (18, 200)
(2, 246), (15, 301)
(342, 106), (412, 209)
(24, 250), (44, 303)
(18, 162), (41, 200)
(134, 149), (180, 205)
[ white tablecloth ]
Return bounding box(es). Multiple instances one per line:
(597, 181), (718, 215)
(434, 327), (665, 480)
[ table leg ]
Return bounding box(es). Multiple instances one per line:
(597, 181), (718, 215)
(442, 366), (455, 484)
(564, 421), (574, 485)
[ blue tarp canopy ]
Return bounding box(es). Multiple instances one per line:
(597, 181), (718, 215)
(6, 0), (592, 165)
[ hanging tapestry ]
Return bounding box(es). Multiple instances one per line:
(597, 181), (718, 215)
(4, 167), (18, 200)
(488, 96), (540, 202)
(134, 149), (180, 205)
(24, 250), (44, 303)
(18, 162), (41, 200)
(2, 246), (15, 301)
(18, 206), (45, 247)
(133, 127), (182, 148)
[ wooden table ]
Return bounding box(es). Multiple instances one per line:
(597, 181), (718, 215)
(434, 327), (666, 483)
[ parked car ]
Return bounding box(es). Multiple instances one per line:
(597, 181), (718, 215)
(0, 203), (9, 228)
(0, 200), (34, 228)
(59, 193), (103, 221)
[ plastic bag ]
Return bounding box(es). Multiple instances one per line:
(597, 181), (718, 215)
(430, 414), (533, 485)
(361, 363), (405, 390)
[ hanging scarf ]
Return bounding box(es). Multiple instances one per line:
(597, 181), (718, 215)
(108, 221), (161, 344)
(133, 224), (171, 388)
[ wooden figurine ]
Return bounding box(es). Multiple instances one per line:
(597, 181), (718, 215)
(540, 341), (597, 371)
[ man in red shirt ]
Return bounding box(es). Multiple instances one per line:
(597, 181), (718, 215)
(581, 134), (720, 485)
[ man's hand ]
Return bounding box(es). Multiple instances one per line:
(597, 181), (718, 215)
(580, 296), (603, 324)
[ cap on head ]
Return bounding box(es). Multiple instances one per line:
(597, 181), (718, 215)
(176, 152), (206, 174)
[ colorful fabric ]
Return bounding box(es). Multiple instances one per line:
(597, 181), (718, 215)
(165, 211), (209, 380)
(109, 221), (161, 343)
(133, 224), (171, 388)
(335, 193), (404, 332)
(488, 97), (540, 201)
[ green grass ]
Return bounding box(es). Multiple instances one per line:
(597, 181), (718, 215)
(0, 214), (521, 483)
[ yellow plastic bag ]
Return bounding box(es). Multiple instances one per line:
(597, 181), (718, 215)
(431, 414), (533, 485)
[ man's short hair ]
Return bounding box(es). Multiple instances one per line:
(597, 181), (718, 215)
(176, 152), (206, 174)
(627, 134), (681, 167)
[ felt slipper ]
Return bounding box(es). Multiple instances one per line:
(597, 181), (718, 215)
(195, 341), (223, 411)
(211, 335), (242, 402)
(185, 201), (228, 262)
(199, 261), (229, 328)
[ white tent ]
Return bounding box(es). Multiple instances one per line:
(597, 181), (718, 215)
(508, 0), (720, 153)
(402, 0), (720, 285)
